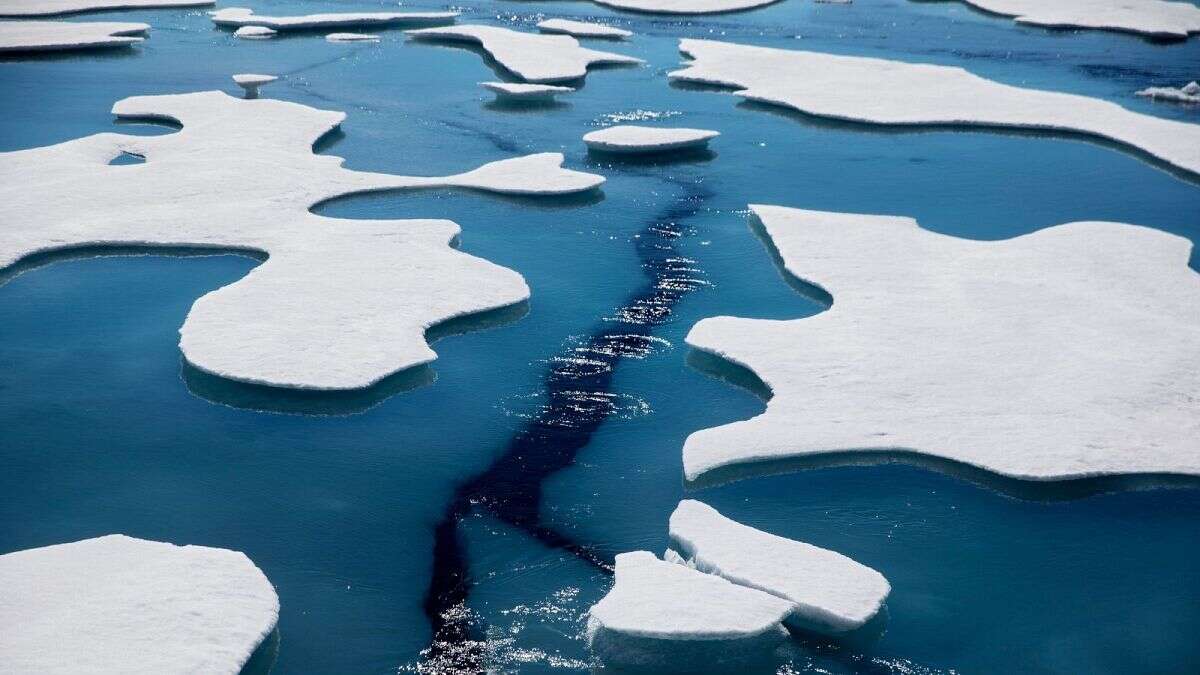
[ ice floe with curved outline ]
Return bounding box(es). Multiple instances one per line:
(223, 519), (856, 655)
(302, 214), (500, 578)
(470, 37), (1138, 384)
(537, 18), (631, 39)
(589, 0), (782, 15)
(583, 125), (719, 154)
(1137, 81), (1200, 104)
(234, 25), (275, 39)
(586, 551), (792, 671)
(233, 73), (276, 98)
(0, 0), (210, 17)
(670, 39), (1200, 177)
(482, 81), (574, 102)
(0, 19), (147, 52)
(0, 91), (604, 391)
(407, 25), (642, 84)
(683, 204), (1200, 484)
(210, 7), (457, 32)
(669, 500), (889, 633)
(948, 0), (1200, 40)
(326, 32), (379, 43)
(0, 534), (278, 674)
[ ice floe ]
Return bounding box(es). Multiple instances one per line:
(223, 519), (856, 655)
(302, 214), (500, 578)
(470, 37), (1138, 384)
(210, 7), (457, 32)
(0, 0), (210, 16)
(0, 19), (147, 52)
(684, 204), (1200, 483)
(583, 125), (719, 154)
(0, 91), (604, 391)
(537, 18), (631, 39)
(951, 0), (1200, 40)
(325, 32), (379, 42)
(589, 0), (782, 15)
(1137, 81), (1200, 104)
(0, 534), (278, 674)
(482, 81), (574, 102)
(586, 551), (792, 671)
(406, 25), (642, 84)
(670, 39), (1200, 177)
(233, 25), (275, 40)
(669, 500), (889, 633)
(232, 73), (276, 98)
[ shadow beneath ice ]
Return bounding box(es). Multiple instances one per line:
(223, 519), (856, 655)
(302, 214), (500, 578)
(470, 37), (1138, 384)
(0, 244), (267, 287)
(239, 627), (280, 675)
(483, 98), (571, 113)
(585, 147), (718, 167)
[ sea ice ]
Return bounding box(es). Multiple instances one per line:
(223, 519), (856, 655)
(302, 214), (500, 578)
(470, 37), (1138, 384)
(325, 32), (379, 42)
(406, 25), (642, 84)
(586, 551), (792, 671)
(948, 0), (1200, 40)
(233, 25), (275, 40)
(589, 0), (782, 15)
(683, 204), (1200, 483)
(537, 18), (632, 39)
(0, 19), (147, 52)
(583, 125), (719, 154)
(0, 534), (278, 674)
(669, 500), (890, 633)
(1136, 81), (1200, 104)
(210, 7), (457, 32)
(232, 73), (277, 98)
(0, 91), (604, 391)
(670, 39), (1200, 177)
(0, 0), (210, 16)
(482, 81), (574, 102)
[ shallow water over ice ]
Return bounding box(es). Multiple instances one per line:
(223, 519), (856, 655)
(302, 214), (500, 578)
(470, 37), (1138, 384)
(2, 1), (1199, 673)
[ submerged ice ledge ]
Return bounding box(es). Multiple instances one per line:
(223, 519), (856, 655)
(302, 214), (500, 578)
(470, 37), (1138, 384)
(670, 39), (1200, 178)
(683, 205), (1200, 484)
(0, 535), (278, 674)
(0, 20), (147, 52)
(948, 0), (1200, 40)
(0, 91), (604, 391)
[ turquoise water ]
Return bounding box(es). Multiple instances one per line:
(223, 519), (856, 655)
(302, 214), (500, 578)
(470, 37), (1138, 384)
(2, 1), (1199, 673)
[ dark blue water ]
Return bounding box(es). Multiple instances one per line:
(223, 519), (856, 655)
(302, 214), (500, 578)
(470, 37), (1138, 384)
(2, 1), (1199, 673)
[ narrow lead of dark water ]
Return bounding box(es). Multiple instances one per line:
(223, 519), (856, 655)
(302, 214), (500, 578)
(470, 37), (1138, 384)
(418, 182), (712, 673)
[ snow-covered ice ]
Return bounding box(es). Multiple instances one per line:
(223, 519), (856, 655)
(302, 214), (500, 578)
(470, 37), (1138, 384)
(683, 204), (1200, 483)
(588, 0), (782, 15)
(537, 18), (631, 39)
(0, 19), (147, 52)
(0, 534), (278, 674)
(583, 125), (719, 154)
(234, 25), (275, 40)
(232, 73), (277, 98)
(482, 81), (574, 102)
(0, 91), (604, 391)
(210, 7), (457, 32)
(0, 0), (210, 16)
(325, 32), (379, 42)
(587, 551), (792, 671)
(407, 25), (642, 84)
(1137, 81), (1200, 104)
(951, 0), (1200, 40)
(669, 500), (890, 633)
(670, 39), (1200, 177)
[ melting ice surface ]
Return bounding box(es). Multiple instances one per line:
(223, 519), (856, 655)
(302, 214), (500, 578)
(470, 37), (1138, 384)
(1, 1), (1199, 673)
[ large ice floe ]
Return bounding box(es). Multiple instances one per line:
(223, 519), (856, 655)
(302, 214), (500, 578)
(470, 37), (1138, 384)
(0, 534), (278, 674)
(947, 0), (1200, 40)
(537, 18), (632, 39)
(683, 204), (1200, 484)
(0, 19), (147, 52)
(0, 0), (210, 16)
(583, 125), (719, 154)
(406, 25), (642, 84)
(670, 39), (1200, 177)
(0, 91), (604, 390)
(669, 500), (889, 633)
(210, 7), (458, 32)
(1137, 81), (1200, 104)
(586, 551), (793, 671)
(588, 0), (782, 15)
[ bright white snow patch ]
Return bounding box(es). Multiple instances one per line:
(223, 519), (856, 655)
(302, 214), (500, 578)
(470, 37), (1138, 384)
(0, 0), (210, 17)
(589, 0), (782, 14)
(0, 91), (604, 391)
(482, 81), (574, 102)
(0, 534), (278, 674)
(325, 32), (379, 42)
(407, 25), (642, 84)
(583, 125), (719, 153)
(684, 204), (1200, 483)
(210, 7), (457, 31)
(232, 73), (277, 98)
(587, 551), (792, 671)
(951, 0), (1200, 40)
(1137, 81), (1200, 104)
(669, 500), (890, 633)
(234, 25), (275, 39)
(670, 39), (1200, 177)
(0, 20), (147, 52)
(537, 18), (631, 39)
